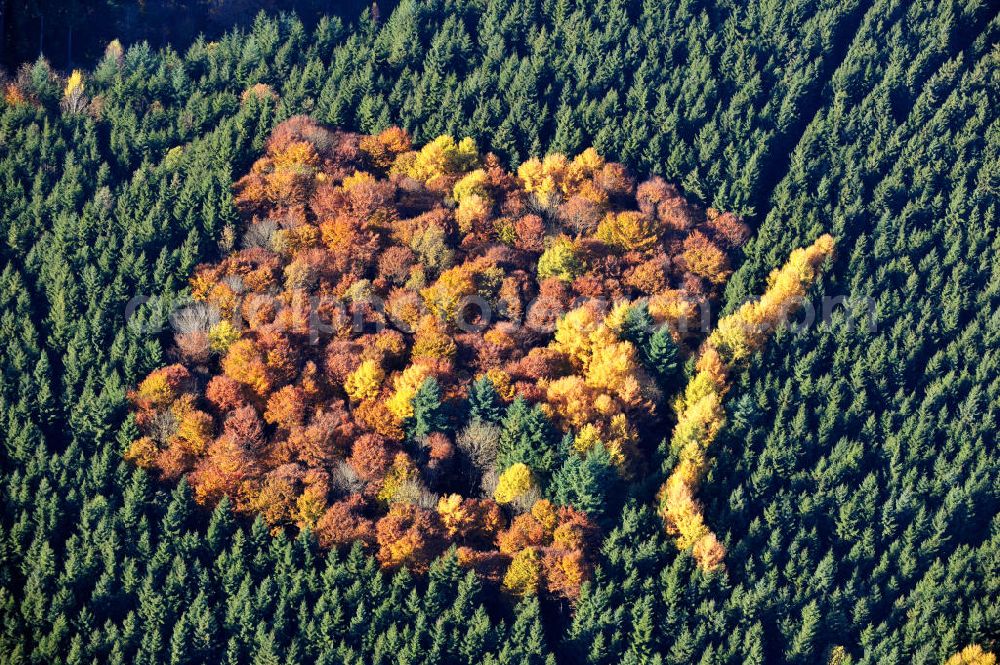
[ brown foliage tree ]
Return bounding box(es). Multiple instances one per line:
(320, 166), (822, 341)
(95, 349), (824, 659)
(375, 503), (447, 572)
(316, 494), (377, 549)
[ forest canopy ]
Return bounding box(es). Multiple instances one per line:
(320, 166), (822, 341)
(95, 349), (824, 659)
(0, 0), (997, 663)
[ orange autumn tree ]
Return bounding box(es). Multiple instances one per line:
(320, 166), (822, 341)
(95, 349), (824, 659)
(658, 234), (835, 571)
(126, 116), (749, 599)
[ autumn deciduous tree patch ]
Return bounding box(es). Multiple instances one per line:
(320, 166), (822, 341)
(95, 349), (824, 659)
(127, 116), (748, 599)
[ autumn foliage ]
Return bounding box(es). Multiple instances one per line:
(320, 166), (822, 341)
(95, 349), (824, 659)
(946, 646), (998, 665)
(127, 117), (748, 598)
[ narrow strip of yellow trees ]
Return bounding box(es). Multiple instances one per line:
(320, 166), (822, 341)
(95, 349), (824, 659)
(659, 234), (835, 571)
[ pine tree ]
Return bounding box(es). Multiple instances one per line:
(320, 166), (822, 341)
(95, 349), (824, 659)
(786, 600), (821, 663)
(550, 443), (621, 527)
(411, 377), (448, 439)
(162, 479), (193, 543)
(551, 92), (583, 156)
(425, 550), (463, 617)
(498, 397), (559, 480)
(620, 304), (680, 392)
(621, 302), (654, 350)
(251, 625), (282, 665)
(461, 606), (494, 663)
(626, 594), (655, 661)
(500, 597), (550, 665)
(206, 496), (235, 555)
(644, 327), (681, 392)
(467, 376), (504, 424)
(169, 612), (192, 665)
(188, 590), (219, 661)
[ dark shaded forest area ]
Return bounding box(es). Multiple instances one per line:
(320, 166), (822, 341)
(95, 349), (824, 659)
(0, 0), (388, 70)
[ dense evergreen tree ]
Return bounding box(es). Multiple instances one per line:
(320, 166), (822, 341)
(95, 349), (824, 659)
(498, 397), (561, 481)
(466, 376), (504, 425)
(621, 302), (683, 393)
(410, 377), (447, 440)
(644, 327), (682, 393)
(550, 444), (622, 528)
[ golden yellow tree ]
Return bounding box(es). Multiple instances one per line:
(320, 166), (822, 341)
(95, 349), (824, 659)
(502, 547), (543, 596)
(541, 302), (660, 471)
(946, 646), (998, 665)
(386, 363), (433, 421)
(537, 235), (584, 282)
(398, 135), (479, 182)
(596, 211), (662, 252)
(344, 359), (385, 402)
(494, 463), (536, 504)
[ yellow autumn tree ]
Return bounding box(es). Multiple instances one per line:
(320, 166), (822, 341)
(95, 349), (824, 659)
(411, 315), (458, 360)
(542, 302), (660, 471)
(530, 499), (558, 535)
(453, 169), (491, 232)
(296, 485), (327, 529)
(595, 210), (662, 252)
(436, 493), (468, 538)
(453, 168), (488, 203)
(551, 305), (603, 369)
(946, 646), (998, 665)
(134, 366), (187, 408)
(221, 339), (271, 397)
(518, 148), (605, 207)
(494, 463), (536, 504)
(62, 69), (87, 113)
(518, 153), (569, 207)
(208, 320), (241, 353)
(502, 547), (543, 596)
(709, 233), (835, 364)
(170, 397), (214, 455)
(65, 70), (82, 95)
(421, 265), (476, 321)
(342, 169), (376, 190)
(537, 235), (585, 282)
(376, 453), (420, 504)
(567, 148), (605, 185)
(399, 135), (479, 182)
(386, 363), (433, 421)
(124, 436), (159, 468)
(344, 359), (385, 402)
(482, 367), (516, 401)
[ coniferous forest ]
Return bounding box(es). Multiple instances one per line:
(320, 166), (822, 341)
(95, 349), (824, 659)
(0, 1), (998, 663)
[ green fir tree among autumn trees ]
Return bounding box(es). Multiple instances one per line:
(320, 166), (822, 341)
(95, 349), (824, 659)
(0, 1), (998, 663)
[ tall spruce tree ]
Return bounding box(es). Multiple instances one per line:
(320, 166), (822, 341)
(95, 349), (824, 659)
(498, 397), (560, 481)
(466, 376), (504, 425)
(411, 377), (448, 439)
